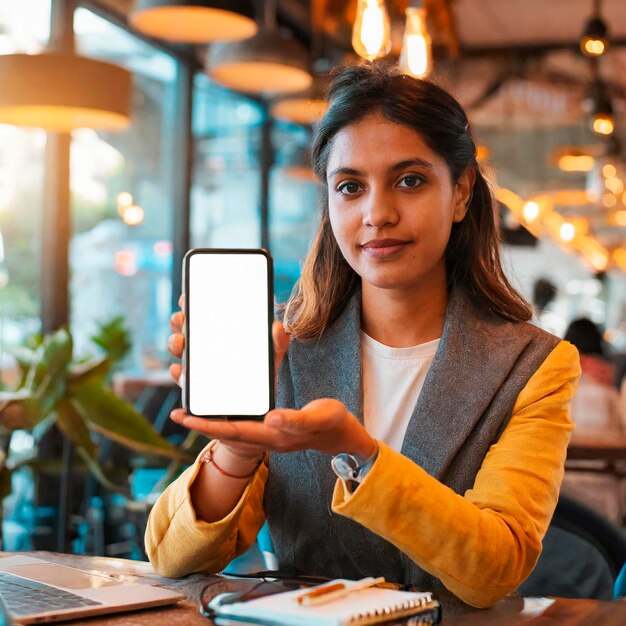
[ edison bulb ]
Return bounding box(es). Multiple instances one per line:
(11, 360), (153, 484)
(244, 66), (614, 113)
(352, 0), (391, 61)
(399, 7), (432, 79)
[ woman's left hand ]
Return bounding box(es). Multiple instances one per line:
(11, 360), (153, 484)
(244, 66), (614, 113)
(170, 399), (377, 459)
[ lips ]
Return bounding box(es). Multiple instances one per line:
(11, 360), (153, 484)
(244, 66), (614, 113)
(361, 239), (411, 259)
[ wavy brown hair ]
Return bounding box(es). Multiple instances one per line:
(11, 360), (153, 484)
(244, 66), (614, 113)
(284, 63), (532, 341)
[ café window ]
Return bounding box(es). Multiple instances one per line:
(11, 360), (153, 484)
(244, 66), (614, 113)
(190, 73), (263, 250)
(270, 121), (318, 304)
(0, 0), (50, 380)
(70, 7), (177, 371)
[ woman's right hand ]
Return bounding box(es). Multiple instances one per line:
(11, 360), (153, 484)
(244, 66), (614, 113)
(167, 295), (291, 385)
(167, 296), (291, 460)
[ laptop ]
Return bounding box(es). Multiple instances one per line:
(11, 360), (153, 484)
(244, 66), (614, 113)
(0, 555), (184, 624)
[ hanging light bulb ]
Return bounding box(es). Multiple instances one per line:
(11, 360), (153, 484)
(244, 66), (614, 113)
(584, 79), (615, 136)
(580, 0), (609, 57)
(352, 0), (391, 61)
(399, 4), (432, 79)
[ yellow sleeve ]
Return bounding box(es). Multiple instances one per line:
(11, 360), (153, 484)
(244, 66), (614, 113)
(332, 340), (580, 608)
(144, 442), (268, 578)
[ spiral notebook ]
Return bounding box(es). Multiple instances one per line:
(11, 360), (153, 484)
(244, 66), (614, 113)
(210, 579), (441, 626)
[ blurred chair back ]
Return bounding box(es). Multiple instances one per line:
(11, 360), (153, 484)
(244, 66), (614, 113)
(518, 493), (626, 600)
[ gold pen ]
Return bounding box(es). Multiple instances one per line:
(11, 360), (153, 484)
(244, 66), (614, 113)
(296, 577), (386, 607)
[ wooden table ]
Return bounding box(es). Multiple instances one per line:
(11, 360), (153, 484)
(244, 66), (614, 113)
(567, 434), (626, 463)
(566, 434), (626, 480)
(3, 552), (626, 625)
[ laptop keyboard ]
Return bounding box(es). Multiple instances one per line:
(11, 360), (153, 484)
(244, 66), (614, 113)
(0, 571), (103, 617)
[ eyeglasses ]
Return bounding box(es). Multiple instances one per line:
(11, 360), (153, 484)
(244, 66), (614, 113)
(199, 571), (329, 619)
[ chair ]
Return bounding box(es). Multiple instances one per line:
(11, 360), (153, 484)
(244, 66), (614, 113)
(518, 493), (626, 600)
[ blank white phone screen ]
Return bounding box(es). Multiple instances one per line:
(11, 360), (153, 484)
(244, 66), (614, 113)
(188, 252), (271, 416)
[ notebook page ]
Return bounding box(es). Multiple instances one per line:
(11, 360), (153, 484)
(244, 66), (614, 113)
(219, 580), (437, 626)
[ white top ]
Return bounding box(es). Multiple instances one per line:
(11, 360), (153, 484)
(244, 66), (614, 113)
(361, 332), (440, 452)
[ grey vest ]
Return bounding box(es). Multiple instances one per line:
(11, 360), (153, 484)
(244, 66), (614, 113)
(267, 287), (560, 591)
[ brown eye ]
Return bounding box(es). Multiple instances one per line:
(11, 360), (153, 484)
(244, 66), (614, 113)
(337, 181), (362, 195)
(397, 175), (425, 189)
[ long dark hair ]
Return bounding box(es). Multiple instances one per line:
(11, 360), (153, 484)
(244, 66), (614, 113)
(284, 63), (532, 340)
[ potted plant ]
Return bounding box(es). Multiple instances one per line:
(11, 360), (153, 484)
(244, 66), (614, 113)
(0, 319), (192, 547)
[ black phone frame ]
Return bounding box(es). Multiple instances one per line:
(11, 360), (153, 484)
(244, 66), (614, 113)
(182, 248), (275, 420)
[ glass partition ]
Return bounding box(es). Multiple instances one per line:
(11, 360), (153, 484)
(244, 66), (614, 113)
(70, 7), (177, 371)
(190, 73), (263, 252)
(270, 121), (318, 304)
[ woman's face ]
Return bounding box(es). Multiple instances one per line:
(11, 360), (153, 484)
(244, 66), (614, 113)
(326, 112), (473, 294)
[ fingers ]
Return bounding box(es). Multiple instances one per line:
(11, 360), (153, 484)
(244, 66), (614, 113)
(178, 294), (185, 313)
(265, 399), (346, 434)
(170, 410), (277, 446)
(170, 311), (184, 334)
(169, 363), (182, 384)
(168, 333), (184, 358)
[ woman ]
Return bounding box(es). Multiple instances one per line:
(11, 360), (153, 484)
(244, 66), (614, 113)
(145, 63), (580, 608)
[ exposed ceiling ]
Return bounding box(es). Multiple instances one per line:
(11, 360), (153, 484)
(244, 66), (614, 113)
(92, 0), (626, 269)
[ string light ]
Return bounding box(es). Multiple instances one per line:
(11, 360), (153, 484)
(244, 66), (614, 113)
(352, 0), (391, 61)
(399, 4), (432, 79)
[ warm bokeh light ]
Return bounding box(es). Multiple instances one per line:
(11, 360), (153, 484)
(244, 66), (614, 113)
(614, 248), (626, 271)
(592, 114), (615, 136)
(614, 210), (626, 227)
(557, 154), (595, 172)
(605, 176), (624, 195)
(116, 191), (133, 216)
(523, 200), (540, 222)
(602, 163), (617, 178)
(581, 37), (606, 56)
(122, 204), (144, 226)
(559, 222), (576, 242)
(603, 193), (618, 208)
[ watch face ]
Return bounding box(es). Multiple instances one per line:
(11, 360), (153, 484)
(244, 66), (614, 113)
(331, 453), (360, 481)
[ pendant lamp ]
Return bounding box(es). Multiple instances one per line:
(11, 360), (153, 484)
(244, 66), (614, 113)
(129, 0), (257, 43)
(270, 73), (328, 126)
(580, 0), (609, 57)
(206, 0), (312, 96)
(0, 53), (131, 131)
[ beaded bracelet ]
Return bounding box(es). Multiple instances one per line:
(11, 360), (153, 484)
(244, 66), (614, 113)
(201, 442), (265, 480)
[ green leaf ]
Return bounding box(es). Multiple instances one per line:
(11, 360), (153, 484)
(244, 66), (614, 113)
(70, 382), (189, 462)
(9, 346), (36, 384)
(91, 317), (132, 366)
(56, 402), (128, 493)
(0, 390), (37, 432)
(68, 357), (111, 388)
(55, 399), (96, 459)
(25, 329), (73, 419)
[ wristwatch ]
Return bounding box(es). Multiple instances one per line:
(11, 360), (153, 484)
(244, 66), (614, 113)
(331, 442), (379, 488)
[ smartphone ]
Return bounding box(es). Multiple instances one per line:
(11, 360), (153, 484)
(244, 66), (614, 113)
(182, 248), (274, 419)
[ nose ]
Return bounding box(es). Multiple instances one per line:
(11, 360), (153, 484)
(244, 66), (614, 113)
(362, 185), (399, 228)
